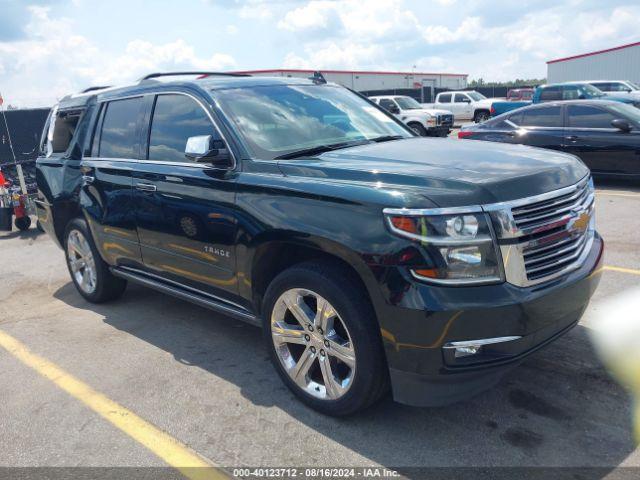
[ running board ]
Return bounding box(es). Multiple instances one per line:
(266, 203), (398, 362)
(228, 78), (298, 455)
(110, 267), (260, 327)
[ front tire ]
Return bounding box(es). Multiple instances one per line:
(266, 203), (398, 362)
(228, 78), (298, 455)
(263, 261), (388, 416)
(64, 218), (127, 303)
(408, 122), (428, 136)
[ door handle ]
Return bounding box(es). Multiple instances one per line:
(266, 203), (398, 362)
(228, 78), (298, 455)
(82, 175), (95, 185)
(565, 135), (578, 142)
(136, 183), (157, 192)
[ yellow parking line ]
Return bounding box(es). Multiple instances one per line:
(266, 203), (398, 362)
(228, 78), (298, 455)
(0, 329), (227, 480)
(604, 265), (640, 276)
(596, 191), (640, 198)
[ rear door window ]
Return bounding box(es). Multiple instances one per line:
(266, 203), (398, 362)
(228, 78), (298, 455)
(567, 105), (617, 129)
(98, 97), (143, 159)
(438, 93), (451, 103)
(147, 94), (215, 163)
(538, 87), (562, 101)
(520, 106), (562, 128)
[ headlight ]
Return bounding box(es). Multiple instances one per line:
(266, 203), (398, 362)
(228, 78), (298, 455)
(384, 208), (503, 285)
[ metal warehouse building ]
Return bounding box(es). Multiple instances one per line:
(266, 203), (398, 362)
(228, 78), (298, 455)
(547, 41), (640, 84)
(234, 69), (468, 92)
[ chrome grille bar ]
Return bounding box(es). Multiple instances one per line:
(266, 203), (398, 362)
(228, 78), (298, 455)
(483, 176), (595, 287)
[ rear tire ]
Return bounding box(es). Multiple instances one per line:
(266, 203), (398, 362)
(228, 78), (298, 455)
(64, 218), (127, 303)
(474, 110), (490, 123)
(15, 216), (31, 231)
(263, 261), (388, 416)
(408, 122), (428, 136)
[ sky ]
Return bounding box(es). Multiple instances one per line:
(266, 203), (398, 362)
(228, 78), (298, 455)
(0, 0), (639, 107)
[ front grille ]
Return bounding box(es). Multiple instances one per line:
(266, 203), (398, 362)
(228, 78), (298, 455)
(437, 114), (453, 127)
(513, 178), (594, 283)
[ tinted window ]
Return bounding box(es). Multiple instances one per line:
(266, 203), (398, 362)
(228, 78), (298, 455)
(593, 82), (629, 92)
(438, 93), (451, 103)
(378, 99), (397, 112)
(148, 94), (214, 162)
(539, 87), (562, 101)
(561, 86), (582, 100)
(567, 105), (617, 129)
(520, 106), (562, 127)
(454, 93), (468, 103)
(213, 85), (411, 160)
(99, 98), (142, 159)
(486, 118), (514, 129)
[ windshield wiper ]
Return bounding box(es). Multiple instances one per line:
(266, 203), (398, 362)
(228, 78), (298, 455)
(369, 135), (405, 143)
(275, 140), (370, 159)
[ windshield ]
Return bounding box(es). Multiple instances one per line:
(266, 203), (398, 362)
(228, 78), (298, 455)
(394, 96), (422, 110)
(212, 85), (412, 160)
(467, 92), (486, 101)
(627, 81), (640, 90)
(608, 103), (640, 125)
(580, 84), (606, 97)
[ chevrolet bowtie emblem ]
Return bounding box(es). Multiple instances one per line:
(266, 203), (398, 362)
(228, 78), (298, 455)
(572, 210), (591, 231)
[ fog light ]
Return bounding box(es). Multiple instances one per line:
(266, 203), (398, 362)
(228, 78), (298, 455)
(453, 345), (480, 358)
(443, 336), (522, 359)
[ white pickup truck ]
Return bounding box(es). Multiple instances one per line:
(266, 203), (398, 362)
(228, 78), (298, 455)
(369, 95), (454, 137)
(422, 90), (501, 123)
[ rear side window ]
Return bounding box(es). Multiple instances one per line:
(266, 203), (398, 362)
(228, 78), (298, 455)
(539, 87), (562, 101)
(148, 94), (214, 163)
(520, 106), (562, 128)
(567, 105), (617, 129)
(99, 98), (142, 159)
(378, 99), (397, 112)
(44, 107), (83, 156)
(438, 93), (451, 103)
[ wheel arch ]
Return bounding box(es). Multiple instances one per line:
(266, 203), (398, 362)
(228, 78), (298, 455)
(52, 200), (84, 247)
(247, 236), (382, 323)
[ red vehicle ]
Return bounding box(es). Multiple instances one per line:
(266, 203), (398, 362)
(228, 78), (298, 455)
(506, 88), (534, 101)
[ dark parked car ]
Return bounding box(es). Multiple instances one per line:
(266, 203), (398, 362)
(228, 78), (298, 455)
(37, 72), (602, 416)
(460, 100), (640, 178)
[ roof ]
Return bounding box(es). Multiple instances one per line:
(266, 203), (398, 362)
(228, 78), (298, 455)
(232, 68), (468, 78)
(547, 41), (640, 64)
(58, 75), (327, 108)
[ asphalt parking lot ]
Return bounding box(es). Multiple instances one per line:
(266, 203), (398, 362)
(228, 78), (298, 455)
(1, 179), (639, 478)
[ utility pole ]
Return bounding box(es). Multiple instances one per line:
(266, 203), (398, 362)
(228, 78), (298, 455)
(0, 92), (27, 195)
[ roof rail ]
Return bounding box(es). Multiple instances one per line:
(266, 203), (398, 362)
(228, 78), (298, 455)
(81, 85), (112, 93)
(139, 71), (251, 82)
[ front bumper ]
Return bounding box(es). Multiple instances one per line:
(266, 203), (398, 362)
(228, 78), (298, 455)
(375, 233), (603, 407)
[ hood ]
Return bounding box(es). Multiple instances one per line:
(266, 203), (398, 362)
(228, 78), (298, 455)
(276, 137), (589, 208)
(420, 108), (452, 116)
(402, 108), (451, 117)
(604, 93), (640, 103)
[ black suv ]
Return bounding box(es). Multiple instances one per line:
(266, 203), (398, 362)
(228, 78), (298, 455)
(36, 72), (603, 415)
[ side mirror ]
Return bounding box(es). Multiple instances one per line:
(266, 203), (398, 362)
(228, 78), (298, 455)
(611, 119), (632, 132)
(463, 98), (471, 103)
(388, 105), (400, 114)
(185, 135), (232, 165)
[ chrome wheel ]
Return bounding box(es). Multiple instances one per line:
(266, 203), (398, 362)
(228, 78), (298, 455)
(271, 288), (356, 400)
(67, 229), (97, 294)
